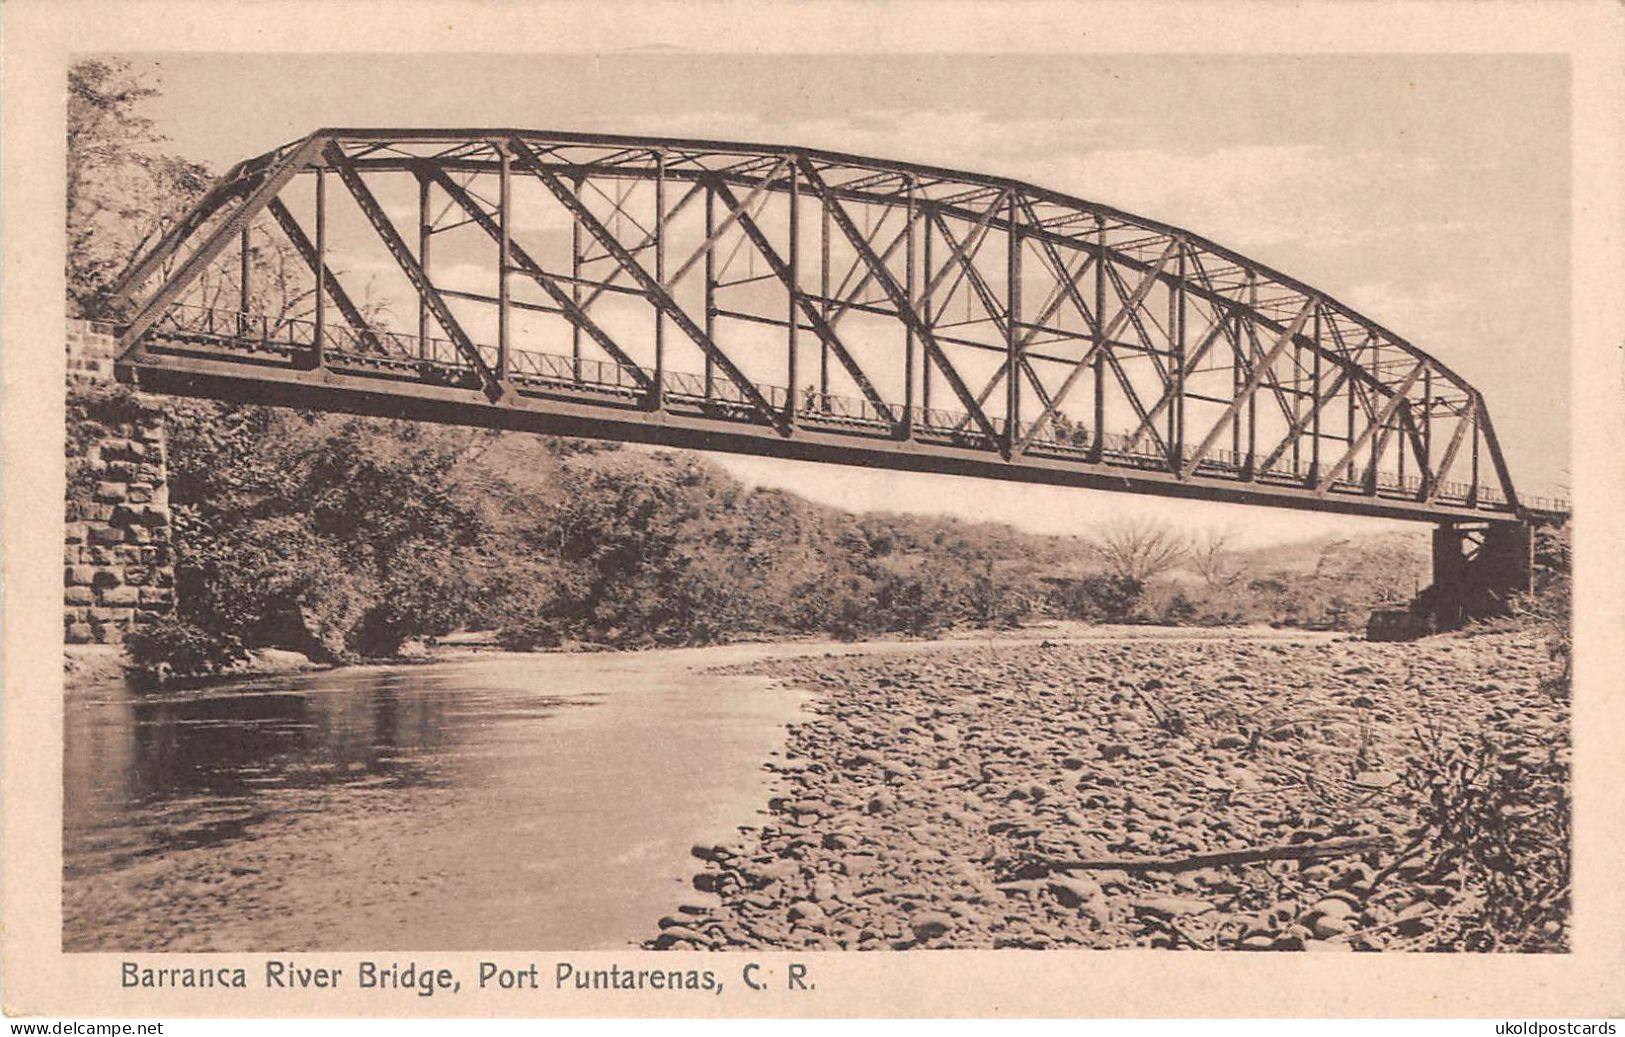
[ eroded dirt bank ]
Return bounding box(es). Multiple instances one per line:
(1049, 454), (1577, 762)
(652, 630), (1568, 952)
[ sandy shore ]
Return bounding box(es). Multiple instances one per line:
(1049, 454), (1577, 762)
(650, 628), (1568, 952)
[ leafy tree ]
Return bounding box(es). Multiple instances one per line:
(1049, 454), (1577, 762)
(67, 59), (211, 316)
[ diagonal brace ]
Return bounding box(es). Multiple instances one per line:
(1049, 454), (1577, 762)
(706, 176), (898, 428)
(510, 138), (785, 432)
(119, 135), (327, 357)
(1315, 360), (1426, 493)
(797, 158), (1003, 448)
(327, 143), (504, 398)
(1256, 365), (1353, 474)
(424, 165), (653, 393)
(1181, 299), (1314, 479)
(1015, 239), (1179, 455)
(266, 198), (385, 355)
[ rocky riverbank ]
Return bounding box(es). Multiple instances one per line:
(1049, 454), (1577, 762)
(650, 629), (1569, 952)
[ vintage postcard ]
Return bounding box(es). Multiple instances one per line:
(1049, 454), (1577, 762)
(3, 0), (1623, 1020)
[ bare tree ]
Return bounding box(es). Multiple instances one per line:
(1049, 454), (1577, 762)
(1092, 516), (1189, 583)
(1190, 526), (1245, 589)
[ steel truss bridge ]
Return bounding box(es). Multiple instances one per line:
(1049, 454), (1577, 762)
(111, 129), (1566, 535)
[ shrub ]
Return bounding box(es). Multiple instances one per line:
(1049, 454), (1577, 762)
(124, 616), (246, 684)
(1513, 524), (1571, 689)
(1047, 574), (1142, 623)
(1397, 728), (1570, 951)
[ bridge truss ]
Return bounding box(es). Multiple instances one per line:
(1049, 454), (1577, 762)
(110, 128), (1557, 524)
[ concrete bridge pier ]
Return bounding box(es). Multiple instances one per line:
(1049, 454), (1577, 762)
(1429, 520), (1533, 629)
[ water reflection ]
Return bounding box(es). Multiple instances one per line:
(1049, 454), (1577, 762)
(63, 666), (593, 879)
(62, 650), (803, 951)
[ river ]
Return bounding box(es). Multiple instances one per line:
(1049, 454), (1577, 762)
(63, 626), (1317, 952)
(62, 645), (817, 952)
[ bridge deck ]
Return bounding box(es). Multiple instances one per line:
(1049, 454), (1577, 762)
(115, 307), (1555, 525)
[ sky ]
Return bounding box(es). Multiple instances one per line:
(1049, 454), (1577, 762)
(122, 52), (1571, 546)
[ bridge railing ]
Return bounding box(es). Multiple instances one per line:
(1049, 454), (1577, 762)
(133, 304), (1537, 514)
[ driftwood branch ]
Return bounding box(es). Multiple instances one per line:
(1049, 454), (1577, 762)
(1026, 834), (1394, 877)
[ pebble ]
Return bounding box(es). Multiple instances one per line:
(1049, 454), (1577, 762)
(909, 911), (955, 940)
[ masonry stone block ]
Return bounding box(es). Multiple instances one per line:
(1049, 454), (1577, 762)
(65, 320), (175, 644)
(100, 586), (140, 607)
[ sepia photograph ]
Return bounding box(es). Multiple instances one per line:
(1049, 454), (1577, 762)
(6, 0), (1624, 1022)
(60, 48), (1574, 955)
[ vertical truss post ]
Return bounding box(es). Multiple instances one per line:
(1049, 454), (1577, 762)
(1346, 344), (1357, 481)
(1398, 402), (1409, 487)
(1469, 401), (1481, 506)
(1420, 367), (1433, 493)
(312, 168), (326, 369)
(703, 184), (715, 400)
(1245, 275), (1258, 476)
(497, 145), (511, 386)
(571, 177), (583, 382)
(1005, 194), (1022, 455)
(1367, 341), (1382, 493)
(1091, 216), (1106, 462)
(792, 161), (968, 440)
(1170, 240), (1186, 473)
(787, 162), (800, 426)
(1231, 311), (1242, 464)
(921, 209), (932, 417)
(903, 180), (917, 438)
(653, 152), (666, 410)
(238, 227), (251, 338)
(1309, 304), (1322, 483)
(819, 194), (831, 408)
(418, 175), (432, 359)
(1290, 342), (1302, 477)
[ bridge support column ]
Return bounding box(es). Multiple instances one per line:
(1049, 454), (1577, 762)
(1428, 520), (1533, 630)
(65, 321), (177, 644)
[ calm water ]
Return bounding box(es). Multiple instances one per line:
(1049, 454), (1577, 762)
(62, 649), (808, 951)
